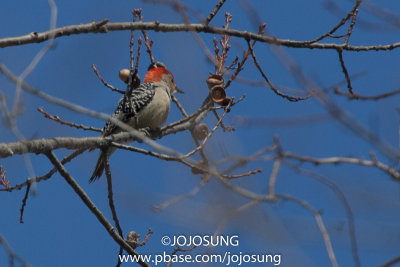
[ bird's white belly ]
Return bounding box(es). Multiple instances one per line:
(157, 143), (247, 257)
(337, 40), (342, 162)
(135, 88), (170, 129)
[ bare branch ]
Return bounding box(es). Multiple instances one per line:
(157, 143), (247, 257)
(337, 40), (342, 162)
(337, 50), (354, 94)
(381, 255), (400, 267)
(204, 0), (227, 26)
(306, 0), (362, 44)
(19, 182), (31, 224)
(181, 98), (232, 159)
(281, 151), (400, 181)
(247, 40), (312, 102)
(134, 9), (155, 64)
(268, 158), (281, 196)
(37, 107), (102, 132)
(277, 194), (338, 267)
(223, 168), (262, 179)
(1, 21), (399, 51)
(171, 94), (188, 117)
(344, 5), (360, 45)
(334, 87), (400, 101)
(92, 64), (124, 94)
(286, 164), (361, 267)
(153, 179), (207, 211)
(104, 160), (124, 266)
(0, 133), (135, 158)
(0, 148), (86, 192)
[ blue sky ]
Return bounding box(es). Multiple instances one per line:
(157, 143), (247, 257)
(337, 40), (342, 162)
(1, 0), (400, 266)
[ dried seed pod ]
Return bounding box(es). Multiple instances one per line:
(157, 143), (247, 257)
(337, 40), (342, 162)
(210, 85), (226, 104)
(119, 69), (130, 84)
(191, 166), (203, 175)
(206, 74), (224, 90)
(192, 160), (204, 175)
(220, 97), (231, 107)
(194, 123), (209, 140)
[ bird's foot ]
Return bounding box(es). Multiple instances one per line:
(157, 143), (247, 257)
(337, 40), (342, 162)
(149, 127), (163, 139)
(137, 127), (151, 143)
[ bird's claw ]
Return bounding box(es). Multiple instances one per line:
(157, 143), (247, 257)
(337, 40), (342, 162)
(137, 127), (151, 142)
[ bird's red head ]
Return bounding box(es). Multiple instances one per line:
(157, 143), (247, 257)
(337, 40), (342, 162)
(144, 67), (174, 83)
(144, 66), (180, 94)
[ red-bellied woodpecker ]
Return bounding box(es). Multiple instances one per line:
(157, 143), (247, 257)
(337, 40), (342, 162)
(90, 63), (179, 182)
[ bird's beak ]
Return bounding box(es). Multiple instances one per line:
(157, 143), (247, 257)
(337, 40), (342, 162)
(175, 86), (184, 94)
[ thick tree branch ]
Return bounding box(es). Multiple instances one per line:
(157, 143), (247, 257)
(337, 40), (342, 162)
(0, 21), (399, 51)
(0, 133), (135, 158)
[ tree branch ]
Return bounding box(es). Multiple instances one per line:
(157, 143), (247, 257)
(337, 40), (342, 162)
(1, 21), (399, 51)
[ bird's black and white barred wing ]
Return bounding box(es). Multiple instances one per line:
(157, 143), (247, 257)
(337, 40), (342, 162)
(101, 82), (156, 137)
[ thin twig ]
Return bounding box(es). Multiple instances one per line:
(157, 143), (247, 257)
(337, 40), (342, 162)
(92, 64), (124, 94)
(277, 194), (338, 267)
(247, 40), (312, 101)
(129, 10), (136, 79)
(181, 98), (233, 159)
(344, 3), (361, 45)
(37, 107), (102, 132)
(268, 158), (281, 196)
(139, 229), (154, 247)
(171, 95), (188, 117)
(204, 0), (227, 25)
(19, 182), (31, 224)
(337, 50), (353, 94)
(286, 163), (361, 267)
(334, 87), (400, 100)
(104, 160), (124, 267)
(223, 168), (262, 179)
(380, 255), (400, 267)
(306, 0), (362, 44)
(126, 228), (154, 249)
(134, 37), (142, 77)
(134, 9), (155, 64)
(212, 109), (234, 132)
(0, 148), (86, 192)
(224, 49), (251, 89)
(105, 160), (123, 236)
(281, 151), (400, 181)
(153, 179), (207, 211)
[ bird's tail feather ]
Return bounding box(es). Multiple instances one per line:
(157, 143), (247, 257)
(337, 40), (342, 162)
(89, 147), (117, 182)
(89, 149), (107, 182)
